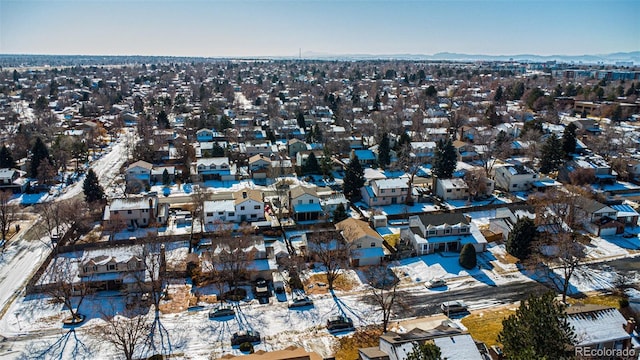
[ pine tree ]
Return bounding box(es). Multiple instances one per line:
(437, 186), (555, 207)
(539, 134), (564, 174)
(506, 217), (537, 261)
(83, 169), (105, 203)
(498, 292), (575, 359)
(561, 123), (577, 158)
(0, 145), (16, 169)
(432, 138), (457, 179)
(296, 111), (306, 129)
(332, 203), (348, 223)
(162, 169), (170, 186)
(343, 154), (365, 201)
(494, 86), (504, 103)
(406, 342), (442, 360)
(157, 110), (170, 129)
(320, 147), (333, 177)
(377, 133), (391, 169)
(303, 152), (320, 175)
(459, 243), (477, 269)
(30, 137), (50, 178)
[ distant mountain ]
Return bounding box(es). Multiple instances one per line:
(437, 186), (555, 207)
(299, 51), (640, 64)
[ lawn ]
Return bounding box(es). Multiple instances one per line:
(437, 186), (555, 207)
(461, 307), (516, 347)
(334, 326), (383, 360)
(567, 293), (627, 309)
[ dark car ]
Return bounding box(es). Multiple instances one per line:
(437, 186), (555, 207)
(327, 315), (354, 332)
(288, 296), (314, 308)
(441, 300), (468, 315)
(255, 278), (270, 298)
(208, 305), (235, 319)
(231, 330), (261, 346)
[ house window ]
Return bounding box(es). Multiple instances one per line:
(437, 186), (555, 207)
(309, 199), (313, 204)
(446, 189), (452, 193)
(206, 212), (213, 217)
(254, 205), (260, 210)
(127, 210), (132, 214)
(251, 214), (257, 218)
(240, 206), (245, 211)
(229, 212), (234, 217)
(357, 243), (362, 249)
(93, 265), (97, 271)
(460, 227), (468, 233)
(83, 266), (89, 273)
(428, 230), (436, 235)
(108, 264), (116, 271)
(298, 200), (302, 205)
(370, 242), (376, 247)
(142, 218), (146, 224)
(218, 211), (224, 215)
(114, 210), (119, 215)
(512, 184), (517, 188)
(445, 229), (451, 234)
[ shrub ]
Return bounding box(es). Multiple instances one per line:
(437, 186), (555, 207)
(239, 342), (254, 353)
(619, 298), (630, 308)
(223, 288), (247, 301)
(459, 244), (477, 270)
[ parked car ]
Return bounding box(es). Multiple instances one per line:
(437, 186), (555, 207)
(209, 305), (235, 318)
(441, 300), (468, 315)
(231, 330), (261, 346)
(426, 278), (446, 289)
(327, 315), (354, 332)
(255, 278), (270, 297)
(289, 296), (314, 308)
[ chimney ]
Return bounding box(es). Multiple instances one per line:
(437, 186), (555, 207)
(625, 318), (636, 334)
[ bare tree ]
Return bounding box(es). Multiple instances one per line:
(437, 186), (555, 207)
(464, 169), (489, 201)
(528, 188), (589, 303)
(396, 143), (422, 205)
(95, 310), (151, 360)
(206, 235), (256, 296)
(365, 264), (398, 332)
(44, 257), (92, 322)
(306, 230), (351, 291)
(0, 191), (18, 251)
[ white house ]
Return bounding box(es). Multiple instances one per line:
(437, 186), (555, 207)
(494, 164), (538, 192)
(290, 185), (322, 222)
(400, 213), (487, 255)
(203, 189), (265, 224)
(195, 157), (236, 181)
(435, 178), (469, 201)
(361, 178), (409, 207)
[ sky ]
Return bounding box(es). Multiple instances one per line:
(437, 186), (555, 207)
(1, 0), (639, 58)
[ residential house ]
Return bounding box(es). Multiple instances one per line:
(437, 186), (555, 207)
(400, 213), (487, 255)
(150, 166), (176, 184)
(488, 207), (536, 241)
(203, 189), (265, 224)
(353, 149), (377, 167)
(125, 160), (153, 191)
(452, 140), (478, 162)
(200, 237), (278, 281)
(577, 198), (623, 236)
(336, 218), (386, 266)
(494, 164), (538, 192)
(410, 141), (436, 162)
(361, 178), (409, 207)
(434, 178), (469, 201)
(611, 203), (639, 227)
(287, 138), (308, 158)
(568, 304), (639, 359)
(290, 185), (322, 222)
(359, 322), (489, 360)
(196, 128), (225, 143)
(296, 150), (324, 169)
(195, 157), (236, 181)
(559, 155), (616, 185)
(248, 154), (271, 179)
(221, 347), (322, 360)
(79, 251), (156, 293)
(103, 195), (169, 230)
(0, 168), (27, 193)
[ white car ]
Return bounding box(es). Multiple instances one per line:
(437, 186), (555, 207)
(426, 278), (446, 289)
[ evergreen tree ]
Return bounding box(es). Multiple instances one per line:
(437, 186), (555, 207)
(332, 203), (349, 223)
(397, 132), (411, 150)
(157, 110), (170, 129)
(296, 111), (306, 129)
(484, 104), (501, 126)
(506, 217), (537, 260)
(162, 168), (170, 186)
(459, 243), (477, 269)
(0, 145), (16, 169)
(343, 154), (365, 201)
(425, 85), (437, 98)
(373, 94), (381, 111)
(494, 86), (504, 103)
(498, 292), (575, 360)
(303, 152), (320, 174)
(30, 137), (50, 178)
(377, 133), (391, 169)
(539, 134), (564, 174)
(320, 147), (333, 177)
(561, 123), (577, 158)
(432, 138), (457, 179)
(83, 169), (105, 203)
(406, 342), (442, 360)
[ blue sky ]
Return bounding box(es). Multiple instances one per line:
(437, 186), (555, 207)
(1, 0), (638, 57)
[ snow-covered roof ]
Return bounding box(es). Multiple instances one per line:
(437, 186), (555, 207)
(204, 199), (235, 213)
(374, 178), (408, 189)
(567, 305), (631, 346)
(433, 333), (484, 360)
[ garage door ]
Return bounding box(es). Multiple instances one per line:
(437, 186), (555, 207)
(599, 227), (617, 236)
